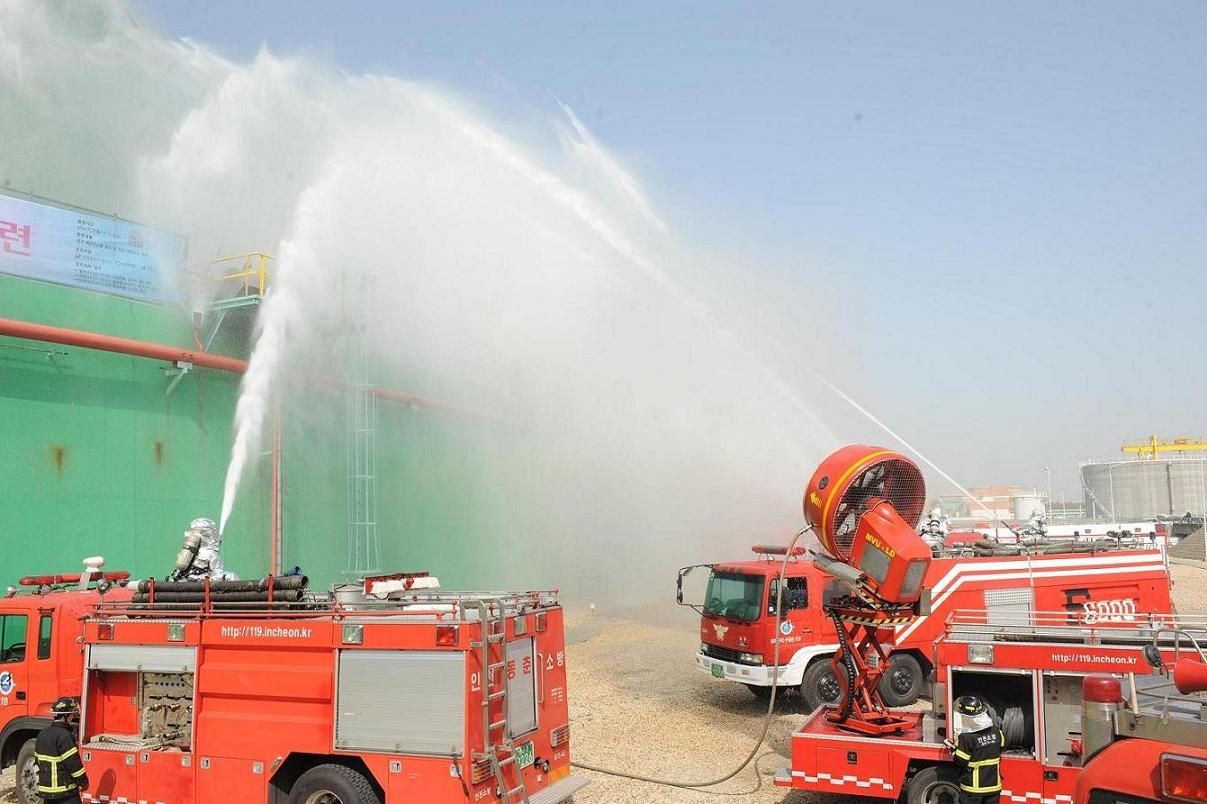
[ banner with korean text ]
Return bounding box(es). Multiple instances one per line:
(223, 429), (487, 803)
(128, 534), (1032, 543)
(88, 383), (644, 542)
(0, 192), (184, 303)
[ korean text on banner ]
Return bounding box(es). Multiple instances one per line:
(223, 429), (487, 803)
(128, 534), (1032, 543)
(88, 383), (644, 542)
(0, 193), (184, 303)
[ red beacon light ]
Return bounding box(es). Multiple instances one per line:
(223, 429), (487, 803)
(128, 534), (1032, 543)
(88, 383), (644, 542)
(751, 544), (807, 559)
(1082, 674), (1123, 704)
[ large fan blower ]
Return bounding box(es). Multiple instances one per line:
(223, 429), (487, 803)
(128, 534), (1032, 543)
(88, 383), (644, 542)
(803, 445), (933, 735)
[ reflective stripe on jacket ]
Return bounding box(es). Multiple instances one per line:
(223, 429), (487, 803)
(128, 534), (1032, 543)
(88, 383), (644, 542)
(35, 721), (88, 799)
(951, 726), (1004, 793)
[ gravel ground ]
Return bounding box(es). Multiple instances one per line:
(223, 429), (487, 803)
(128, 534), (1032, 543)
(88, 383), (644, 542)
(1170, 562), (1207, 609)
(2, 563), (1202, 804)
(564, 605), (850, 804)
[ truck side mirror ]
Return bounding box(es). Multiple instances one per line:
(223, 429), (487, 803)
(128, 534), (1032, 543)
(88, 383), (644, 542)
(675, 564), (712, 611)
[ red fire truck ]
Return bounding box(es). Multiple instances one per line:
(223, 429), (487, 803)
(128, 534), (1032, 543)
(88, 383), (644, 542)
(0, 566), (587, 804)
(774, 609), (1206, 804)
(681, 543), (1172, 710)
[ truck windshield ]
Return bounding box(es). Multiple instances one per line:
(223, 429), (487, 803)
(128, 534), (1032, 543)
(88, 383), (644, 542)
(703, 572), (764, 622)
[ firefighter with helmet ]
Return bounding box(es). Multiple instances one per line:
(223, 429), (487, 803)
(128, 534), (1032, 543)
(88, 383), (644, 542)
(170, 516), (237, 581)
(946, 695), (1004, 804)
(35, 697), (89, 803)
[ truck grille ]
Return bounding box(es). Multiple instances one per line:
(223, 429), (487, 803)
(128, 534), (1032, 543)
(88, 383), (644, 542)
(703, 644), (744, 664)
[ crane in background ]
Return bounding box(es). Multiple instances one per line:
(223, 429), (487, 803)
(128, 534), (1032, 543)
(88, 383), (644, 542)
(1121, 435), (1207, 460)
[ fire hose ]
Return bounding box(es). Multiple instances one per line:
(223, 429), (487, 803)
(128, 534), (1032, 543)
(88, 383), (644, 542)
(570, 525), (812, 791)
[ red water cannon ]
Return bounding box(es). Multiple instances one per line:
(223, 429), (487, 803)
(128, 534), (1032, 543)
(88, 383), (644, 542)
(802, 445), (934, 736)
(803, 444), (931, 604)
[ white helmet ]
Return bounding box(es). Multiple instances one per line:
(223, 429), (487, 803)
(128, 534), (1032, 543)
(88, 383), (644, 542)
(188, 517), (219, 549)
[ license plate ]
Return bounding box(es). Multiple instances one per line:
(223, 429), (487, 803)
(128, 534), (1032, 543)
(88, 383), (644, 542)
(711, 663), (724, 678)
(514, 741), (535, 770)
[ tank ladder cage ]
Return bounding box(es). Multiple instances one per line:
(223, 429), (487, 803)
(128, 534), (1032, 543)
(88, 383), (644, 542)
(944, 609), (1207, 647)
(463, 598), (531, 804)
(90, 588), (560, 622)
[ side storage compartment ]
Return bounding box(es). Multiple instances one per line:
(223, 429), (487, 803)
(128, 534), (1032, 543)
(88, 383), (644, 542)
(140, 750), (195, 804)
(83, 644), (199, 803)
(197, 756), (268, 802)
(81, 747), (138, 802)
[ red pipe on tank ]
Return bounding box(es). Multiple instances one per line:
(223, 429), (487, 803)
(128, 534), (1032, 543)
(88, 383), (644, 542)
(0, 316), (249, 373)
(0, 316), (450, 411)
(1, 315), (466, 583)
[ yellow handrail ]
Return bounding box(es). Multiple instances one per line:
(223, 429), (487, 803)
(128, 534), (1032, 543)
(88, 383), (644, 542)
(211, 252), (274, 296)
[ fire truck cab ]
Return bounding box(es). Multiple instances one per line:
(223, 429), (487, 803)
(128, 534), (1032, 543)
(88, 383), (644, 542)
(774, 610), (1202, 804)
(0, 569), (133, 801)
(683, 544), (1171, 710)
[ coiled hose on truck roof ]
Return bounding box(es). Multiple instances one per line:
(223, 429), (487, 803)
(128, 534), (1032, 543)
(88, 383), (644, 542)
(569, 526), (812, 792)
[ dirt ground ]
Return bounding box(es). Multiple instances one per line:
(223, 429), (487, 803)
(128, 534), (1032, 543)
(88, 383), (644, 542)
(2, 562), (1202, 803)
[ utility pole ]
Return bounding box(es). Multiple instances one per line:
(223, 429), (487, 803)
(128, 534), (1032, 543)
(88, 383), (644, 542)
(1044, 465), (1053, 520)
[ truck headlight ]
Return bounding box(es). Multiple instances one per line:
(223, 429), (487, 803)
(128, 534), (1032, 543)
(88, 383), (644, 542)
(739, 652), (764, 665)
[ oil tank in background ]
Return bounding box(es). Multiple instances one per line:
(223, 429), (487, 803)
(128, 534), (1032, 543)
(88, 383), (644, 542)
(1081, 458), (1207, 520)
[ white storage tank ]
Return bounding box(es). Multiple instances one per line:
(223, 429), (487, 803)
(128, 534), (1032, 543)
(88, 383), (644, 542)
(1080, 458), (1207, 520)
(1013, 493), (1044, 521)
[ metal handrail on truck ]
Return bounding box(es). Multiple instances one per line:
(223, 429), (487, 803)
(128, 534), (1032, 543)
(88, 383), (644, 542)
(91, 586), (562, 623)
(943, 609), (1207, 644)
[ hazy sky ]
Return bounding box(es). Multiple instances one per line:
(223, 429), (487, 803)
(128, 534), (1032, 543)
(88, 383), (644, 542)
(129, 1), (1206, 500)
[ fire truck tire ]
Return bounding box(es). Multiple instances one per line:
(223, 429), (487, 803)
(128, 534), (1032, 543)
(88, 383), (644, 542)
(15, 739), (41, 804)
(289, 764), (382, 804)
(905, 765), (961, 804)
(800, 659), (846, 713)
(879, 653), (925, 707)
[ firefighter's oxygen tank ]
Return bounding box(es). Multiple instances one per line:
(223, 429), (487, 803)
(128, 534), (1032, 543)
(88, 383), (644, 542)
(172, 531), (202, 580)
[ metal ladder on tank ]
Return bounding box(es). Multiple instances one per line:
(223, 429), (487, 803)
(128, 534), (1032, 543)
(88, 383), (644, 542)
(468, 599), (530, 804)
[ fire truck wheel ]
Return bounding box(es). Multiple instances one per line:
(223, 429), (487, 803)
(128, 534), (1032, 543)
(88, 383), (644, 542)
(906, 765), (961, 804)
(16, 738), (42, 804)
(879, 653), (924, 707)
(289, 764), (382, 804)
(800, 659), (846, 713)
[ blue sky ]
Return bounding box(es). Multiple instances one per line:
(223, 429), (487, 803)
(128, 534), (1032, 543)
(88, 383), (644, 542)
(130, 1), (1207, 496)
